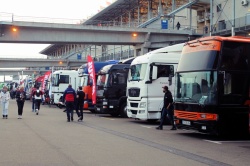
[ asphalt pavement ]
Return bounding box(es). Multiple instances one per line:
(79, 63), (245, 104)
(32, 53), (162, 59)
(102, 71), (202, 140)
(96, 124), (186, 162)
(0, 99), (249, 166)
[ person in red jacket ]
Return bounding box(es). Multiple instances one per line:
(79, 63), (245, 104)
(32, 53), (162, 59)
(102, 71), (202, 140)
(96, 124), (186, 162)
(63, 84), (76, 122)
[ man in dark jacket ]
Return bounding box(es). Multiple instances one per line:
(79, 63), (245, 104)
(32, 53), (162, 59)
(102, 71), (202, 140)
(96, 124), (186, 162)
(156, 86), (176, 130)
(15, 86), (26, 119)
(63, 84), (76, 122)
(75, 86), (85, 122)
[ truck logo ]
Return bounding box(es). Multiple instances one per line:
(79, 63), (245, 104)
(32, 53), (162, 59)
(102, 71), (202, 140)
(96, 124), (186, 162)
(129, 89), (140, 97)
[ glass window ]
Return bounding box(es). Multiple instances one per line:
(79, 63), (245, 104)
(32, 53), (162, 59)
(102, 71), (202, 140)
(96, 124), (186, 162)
(175, 71), (217, 105)
(129, 63), (147, 81)
(157, 65), (174, 78)
(220, 41), (249, 71)
(59, 75), (69, 84)
(178, 50), (219, 71)
(97, 74), (107, 86)
(109, 69), (127, 85)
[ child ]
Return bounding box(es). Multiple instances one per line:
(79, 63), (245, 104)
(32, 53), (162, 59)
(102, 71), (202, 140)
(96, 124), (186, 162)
(0, 86), (10, 119)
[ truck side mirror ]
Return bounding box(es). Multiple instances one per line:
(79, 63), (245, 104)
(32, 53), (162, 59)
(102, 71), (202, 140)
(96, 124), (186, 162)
(168, 75), (172, 86)
(152, 66), (158, 80)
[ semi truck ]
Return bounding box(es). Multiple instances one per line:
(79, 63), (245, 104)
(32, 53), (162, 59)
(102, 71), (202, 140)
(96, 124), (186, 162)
(95, 58), (134, 117)
(51, 70), (80, 107)
(127, 43), (184, 121)
(78, 60), (118, 112)
(174, 36), (250, 137)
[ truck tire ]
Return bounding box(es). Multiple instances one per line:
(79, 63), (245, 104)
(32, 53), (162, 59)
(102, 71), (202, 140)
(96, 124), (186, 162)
(119, 103), (128, 118)
(89, 109), (95, 113)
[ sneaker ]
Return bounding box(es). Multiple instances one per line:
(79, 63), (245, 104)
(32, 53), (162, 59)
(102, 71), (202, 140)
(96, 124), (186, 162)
(35, 109), (38, 112)
(67, 119), (70, 122)
(156, 126), (163, 130)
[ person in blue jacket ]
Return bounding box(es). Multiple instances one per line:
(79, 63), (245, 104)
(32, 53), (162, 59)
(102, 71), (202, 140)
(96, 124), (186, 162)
(63, 84), (76, 122)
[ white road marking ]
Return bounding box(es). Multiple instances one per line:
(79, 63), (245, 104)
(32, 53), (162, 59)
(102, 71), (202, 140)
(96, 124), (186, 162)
(140, 125), (154, 129)
(99, 117), (115, 120)
(203, 139), (222, 144)
(219, 140), (250, 143)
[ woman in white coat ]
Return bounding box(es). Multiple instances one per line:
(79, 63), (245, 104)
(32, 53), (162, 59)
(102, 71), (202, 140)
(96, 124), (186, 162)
(0, 86), (10, 119)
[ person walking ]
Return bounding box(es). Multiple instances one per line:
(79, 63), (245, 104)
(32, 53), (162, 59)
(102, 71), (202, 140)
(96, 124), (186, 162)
(75, 86), (85, 122)
(31, 85), (37, 112)
(176, 22), (181, 30)
(156, 86), (176, 130)
(63, 84), (76, 122)
(32, 87), (43, 115)
(15, 86), (26, 119)
(0, 86), (10, 119)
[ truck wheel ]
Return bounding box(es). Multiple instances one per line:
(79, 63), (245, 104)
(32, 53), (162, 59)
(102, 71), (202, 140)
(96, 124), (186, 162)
(120, 103), (128, 118)
(89, 109), (95, 113)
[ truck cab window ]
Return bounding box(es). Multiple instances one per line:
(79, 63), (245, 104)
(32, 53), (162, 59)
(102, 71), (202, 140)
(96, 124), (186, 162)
(157, 65), (174, 78)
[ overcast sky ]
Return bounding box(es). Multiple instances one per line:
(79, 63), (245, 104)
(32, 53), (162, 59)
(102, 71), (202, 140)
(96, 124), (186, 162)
(0, 0), (112, 58)
(0, 0), (113, 81)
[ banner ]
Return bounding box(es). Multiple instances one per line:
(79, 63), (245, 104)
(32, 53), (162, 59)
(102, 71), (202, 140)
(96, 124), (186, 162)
(87, 55), (96, 104)
(42, 71), (51, 92)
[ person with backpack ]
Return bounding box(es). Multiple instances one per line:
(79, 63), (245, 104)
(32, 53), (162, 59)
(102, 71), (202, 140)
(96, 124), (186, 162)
(32, 86), (43, 115)
(75, 86), (85, 122)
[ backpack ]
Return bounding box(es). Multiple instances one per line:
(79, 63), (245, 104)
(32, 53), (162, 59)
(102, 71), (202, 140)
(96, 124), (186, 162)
(35, 90), (41, 98)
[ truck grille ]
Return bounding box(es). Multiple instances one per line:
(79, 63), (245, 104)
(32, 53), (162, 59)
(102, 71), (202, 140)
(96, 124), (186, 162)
(130, 103), (138, 108)
(131, 110), (137, 114)
(128, 88), (140, 97)
(175, 110), (198, 120)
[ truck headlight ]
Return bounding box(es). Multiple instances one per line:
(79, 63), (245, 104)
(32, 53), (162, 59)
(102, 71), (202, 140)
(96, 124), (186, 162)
(139, 102), (146, 108)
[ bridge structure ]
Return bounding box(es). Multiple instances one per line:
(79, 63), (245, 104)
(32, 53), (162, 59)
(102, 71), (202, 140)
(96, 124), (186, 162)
(0, 0), (212, 78)
(0, 58), (85, 76)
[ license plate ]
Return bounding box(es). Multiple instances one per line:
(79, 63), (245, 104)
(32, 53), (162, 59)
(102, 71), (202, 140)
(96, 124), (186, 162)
(96, 108), (100, 111)
(182, 120), (191, 125)
(131, 114), (136, 118)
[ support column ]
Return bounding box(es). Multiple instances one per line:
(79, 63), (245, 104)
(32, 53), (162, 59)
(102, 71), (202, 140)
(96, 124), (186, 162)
(148, 0), (152, 20)
(129, 12), (131, 27)
(210, 0), (213, 36)
(172, 0), (175, 29)
(231, 0), (235, 36)
(138, 6), (140, 26)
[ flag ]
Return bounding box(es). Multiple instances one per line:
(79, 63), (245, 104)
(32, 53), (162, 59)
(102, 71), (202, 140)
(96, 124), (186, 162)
(42, 71), (51, 92)
(87, 55), (96, 104)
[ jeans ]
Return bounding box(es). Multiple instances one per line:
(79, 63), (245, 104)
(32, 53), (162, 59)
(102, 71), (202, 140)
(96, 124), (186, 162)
(159, 106), (175, 128)
(2, 101), (9, 116)
(35, 99), (41, 113)
(159, 108), (168, 127)
(17, 101), (24, 116)
(65, 102), (74, 120)
(32, 98), (35, 111)
(75, 102), (83, 119)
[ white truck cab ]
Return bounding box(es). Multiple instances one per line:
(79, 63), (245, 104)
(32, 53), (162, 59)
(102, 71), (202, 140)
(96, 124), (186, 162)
(51, 70), (80, 105)
(127, 43), (184, 121)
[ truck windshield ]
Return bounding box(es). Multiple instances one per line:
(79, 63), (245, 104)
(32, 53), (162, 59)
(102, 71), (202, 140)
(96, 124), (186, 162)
(97, 74), (107, 86)
(175, 71), (217, 105)
(80, 75), (88, 87)
(52, 74), (59, 86)
(129, 63), (147, 81)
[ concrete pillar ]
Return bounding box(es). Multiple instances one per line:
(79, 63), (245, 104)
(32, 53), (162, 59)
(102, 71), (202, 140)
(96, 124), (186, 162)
(172, 0), (175, 29)
(158, 0), (163, 15)
(148, 0), (152, 19)
(141, 47), (148, 55)
(129, 12), (131, 27)
(138, 6), (140, 26)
